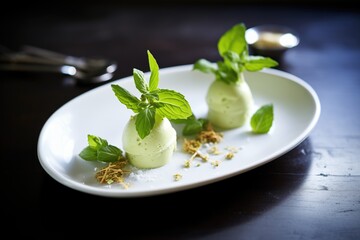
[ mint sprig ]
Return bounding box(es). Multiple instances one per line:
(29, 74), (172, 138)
(171, 114), (208, 136)
(79, 134), (123, 162)
(111, 50), (192, 139)
(193, 23), (278, 84)
(250, 104), (274, 133)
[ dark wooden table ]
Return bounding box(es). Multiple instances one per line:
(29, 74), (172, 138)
(1, 3), (359, 238)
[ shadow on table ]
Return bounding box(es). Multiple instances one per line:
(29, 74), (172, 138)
(38, 138), (314, 238)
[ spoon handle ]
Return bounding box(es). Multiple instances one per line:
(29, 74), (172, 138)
(22, 45), (109, 71)
(0, 52), (65, 65)
(0, 63), (77, 77)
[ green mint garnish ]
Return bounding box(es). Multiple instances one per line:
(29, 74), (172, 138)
(111, 50), (192, 139)
(111, 84), (141, 113)
(182, 117), (208, 136)
(193, 23), (278, 84)
(135, 107), (156, 139)
(171, 114), (208, 136)
(156, 89), (192, 120)
(148, 50), (159, 91)
(79, 134), (123, 162)
(250, 104), (274, 133)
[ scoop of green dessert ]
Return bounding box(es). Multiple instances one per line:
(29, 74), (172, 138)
(122, 115), (176, 168)
(206, 74), (253, 129)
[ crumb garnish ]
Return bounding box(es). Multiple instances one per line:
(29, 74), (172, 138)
(183, 138), (201, 154)
(184, 149), (208, 168)
(225, 152), (234, 160)
(211, 160), (221, 167)
(224, 146), (241, 160)
(182, 124), (245, 169)
(225, 146), (241, 153)
(174, 173), (182, 181)
(95, 160), (129, 188)
(182, 123), (223, 167)
(196, 123), (223, 144)
(208, 145), (222, 155)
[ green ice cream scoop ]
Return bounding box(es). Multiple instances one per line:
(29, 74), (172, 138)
(122, 116), (177, 169)
(206, 74), (253, 129)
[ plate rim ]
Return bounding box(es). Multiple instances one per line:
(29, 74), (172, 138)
(37, 64), (321, 197)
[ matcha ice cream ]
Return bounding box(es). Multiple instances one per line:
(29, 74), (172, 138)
(206, 76), (253, 129)
(122, 116), (177, 169)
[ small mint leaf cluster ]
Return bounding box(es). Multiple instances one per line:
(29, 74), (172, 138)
(111, 50), (192, 139)
(79, 135), (123, 162)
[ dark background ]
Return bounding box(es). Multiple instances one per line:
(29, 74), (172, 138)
(1, 2), (359, 239)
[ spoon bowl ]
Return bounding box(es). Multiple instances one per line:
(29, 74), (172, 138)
(59, 64), (116, 83)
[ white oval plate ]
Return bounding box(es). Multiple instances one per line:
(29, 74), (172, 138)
(37, 65), (320, 197)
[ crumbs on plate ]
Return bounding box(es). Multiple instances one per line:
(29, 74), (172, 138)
(93, 124), (242, 187)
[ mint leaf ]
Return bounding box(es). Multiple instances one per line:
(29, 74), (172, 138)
(244, 56), (278, 71)
(111, 84), (141, 113)
(143, 92), (159, 101)
(193, 59), (216, 73)
(97, 145), (123, 162)
(170, 114), (208, 136)
(218, 23), (247, 57)
(87, 134), (108, 150)
(79, 135), (123, 162)
(133, 68), (148, 93)
(183, 120), (203, 135)
(148, 50), (159, 91)
(250, 104), (274, 133)
(79, 146), (98, 161)
(136, 107), (156, 139)
(183, 118), (208, 136)
(223, 51), (241, 64)
(216, 61), (238, 84)
(156, 89), (192, 120)
(170, 113), (196, 124)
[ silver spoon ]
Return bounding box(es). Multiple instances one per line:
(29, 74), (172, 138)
(21, 45), (117, 74)
(0, 46), (117, 84)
